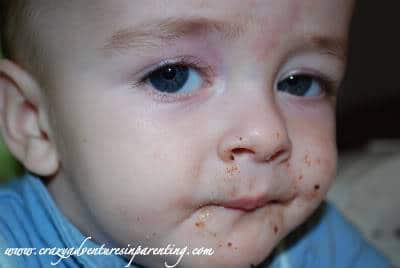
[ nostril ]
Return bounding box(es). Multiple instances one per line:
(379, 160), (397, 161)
(269, 149), (285, 161)
(231, 148), (254, 156)
(263, 147), (290, 163)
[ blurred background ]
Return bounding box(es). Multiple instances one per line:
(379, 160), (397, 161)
(1, 0), (399, 266)
(330, 1), (400, 266)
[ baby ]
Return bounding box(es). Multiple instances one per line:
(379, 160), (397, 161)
(0, 0), (392, 267)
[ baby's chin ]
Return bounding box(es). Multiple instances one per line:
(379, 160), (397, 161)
(177, 249), (273, 268)
(161, 231), (280, 268)
(141, 239), (277, 268)
(145, 205), (292, 268)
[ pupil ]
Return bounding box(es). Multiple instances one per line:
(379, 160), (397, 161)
(162, 67), (177, 80)
(277, 75), (312, 96)
(288, 76), (298, 85)
(149, 65), (190, 93)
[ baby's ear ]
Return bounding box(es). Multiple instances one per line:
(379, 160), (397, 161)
(0, 59), (59, 176)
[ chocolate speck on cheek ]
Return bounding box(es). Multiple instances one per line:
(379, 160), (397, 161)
(195, 221), (205, 228)
(304, 153), (311, 167)
(239, 137), (243, 141)
(273, 225), (279, 234)
(298, 175), (303, 181)
(305, 184), (321, 200)
(227, 242), (232, 247)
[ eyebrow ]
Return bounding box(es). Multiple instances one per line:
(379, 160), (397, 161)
(305, 35), (347, 61)
(102, 17), (347, 61)
(102, 17), (246, 53)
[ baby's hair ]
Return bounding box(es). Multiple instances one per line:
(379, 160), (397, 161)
(0, 0), (8, 56)
(1, 0), (49, 88)
(1, 0), (22, 59)
(1, 0), (37, 61)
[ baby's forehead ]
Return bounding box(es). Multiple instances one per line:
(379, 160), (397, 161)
(4, 0), (353, 79)
(41, 0), (353, 28)
(95, 1), (350, 57)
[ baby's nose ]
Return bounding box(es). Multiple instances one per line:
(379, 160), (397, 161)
(217, 96), (292, 164)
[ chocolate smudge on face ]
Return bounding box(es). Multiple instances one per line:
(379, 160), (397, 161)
(195, 221), (205, 228)
(227, 242), (232, 247)
(226, 165), (240, 176)
(273, 225), (279, 234)
(314, 184), (320, 191)
(304, 153), (311, 167)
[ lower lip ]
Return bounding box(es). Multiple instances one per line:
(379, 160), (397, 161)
(221, 198), (268, 212)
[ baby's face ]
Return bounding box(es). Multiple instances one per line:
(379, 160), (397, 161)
(39, 0), (353, 267)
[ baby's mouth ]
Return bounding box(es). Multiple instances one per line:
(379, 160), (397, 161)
(209, 192), (296, 212)
(218, 195), (274, 212)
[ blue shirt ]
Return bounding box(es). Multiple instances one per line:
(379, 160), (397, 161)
(0, 172), (392, 268)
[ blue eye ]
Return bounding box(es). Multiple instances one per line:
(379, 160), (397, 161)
(277, 75), (323, 97)
(147, 64), (202, 94)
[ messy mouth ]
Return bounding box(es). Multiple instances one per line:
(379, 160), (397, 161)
(205, 194), (296, 212)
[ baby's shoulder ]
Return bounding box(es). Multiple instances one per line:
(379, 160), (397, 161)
(266, 202), (393, 268)
(0, 178), (33, 247)
(0, 177), (43, 267)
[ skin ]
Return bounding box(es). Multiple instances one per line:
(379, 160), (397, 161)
(0, 0), (354, 267)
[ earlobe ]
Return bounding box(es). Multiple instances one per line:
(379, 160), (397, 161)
(0, 59), (59, 176)
(25, 137), (59, 176)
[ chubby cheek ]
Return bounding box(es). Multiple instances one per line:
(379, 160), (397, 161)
(293, 139), (337, 204)
(81, 133), (203, 244)
(283, 100), (337, 222)
(52, 86), (208, 247)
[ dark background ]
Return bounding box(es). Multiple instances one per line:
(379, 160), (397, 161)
(337, 0), (400, 150)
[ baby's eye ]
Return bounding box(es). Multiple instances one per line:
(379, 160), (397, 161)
(277, 75), (324, 97)
(146, 64), (202, 94)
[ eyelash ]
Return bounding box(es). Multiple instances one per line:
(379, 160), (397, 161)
(130, 57), (337, 102)
(281, 70), (337, 98)
(131, 56), (214, 102)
